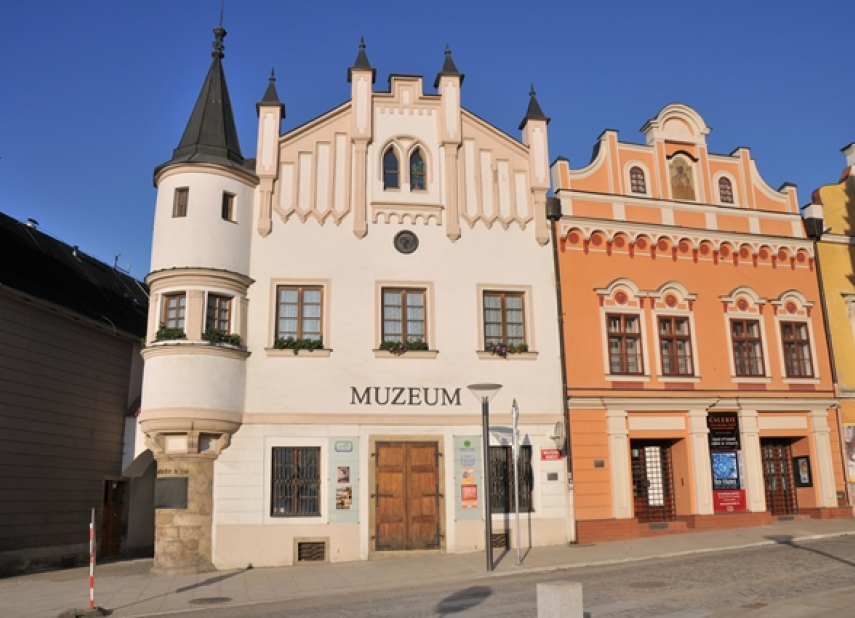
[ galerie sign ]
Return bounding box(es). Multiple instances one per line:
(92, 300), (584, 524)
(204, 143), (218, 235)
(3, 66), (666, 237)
(351, 386), (462, 406)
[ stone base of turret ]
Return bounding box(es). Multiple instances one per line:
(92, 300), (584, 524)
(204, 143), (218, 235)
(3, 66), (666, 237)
(151, 457), (216, 574)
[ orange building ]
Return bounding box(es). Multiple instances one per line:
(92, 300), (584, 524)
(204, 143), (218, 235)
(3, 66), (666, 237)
(551, 104), (851, 543)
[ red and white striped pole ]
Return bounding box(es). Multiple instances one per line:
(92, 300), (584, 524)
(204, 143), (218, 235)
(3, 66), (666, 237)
(89, 507), (95, 610)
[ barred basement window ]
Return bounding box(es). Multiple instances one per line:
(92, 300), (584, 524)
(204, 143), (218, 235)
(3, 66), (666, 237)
(271, 447), (321, 517)
(489, 445), (533, 513)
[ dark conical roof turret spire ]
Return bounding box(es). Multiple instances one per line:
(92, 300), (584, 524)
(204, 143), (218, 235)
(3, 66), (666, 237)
(348, 37), (376, 83)
(257, 68), (286, 117)
(519, 84), (550, 130)
(155, 25), (246, 176)
(434, 44), (464, 88)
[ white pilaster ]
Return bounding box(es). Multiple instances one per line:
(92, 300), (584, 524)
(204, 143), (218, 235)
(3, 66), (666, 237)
(688, 409), (713, 515)
(810, 409), (840, 508)
(738, 409), (766, 512)
(607, 408), (632, 519)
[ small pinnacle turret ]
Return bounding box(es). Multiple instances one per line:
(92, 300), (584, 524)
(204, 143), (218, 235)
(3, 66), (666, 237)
(257, 68), (286, 117)
(348, 37), (376, 84)
(434, 44), (464, 89)
(519, 84), (550, 130)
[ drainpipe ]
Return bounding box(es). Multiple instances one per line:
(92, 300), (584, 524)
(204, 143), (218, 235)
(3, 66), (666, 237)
(547, 196), (575, 542)
(802, 204), (848, 506)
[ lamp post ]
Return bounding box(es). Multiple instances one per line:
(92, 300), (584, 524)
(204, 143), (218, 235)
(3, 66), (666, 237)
(467, 383), (502, 572)
(511, 398), (522, 566)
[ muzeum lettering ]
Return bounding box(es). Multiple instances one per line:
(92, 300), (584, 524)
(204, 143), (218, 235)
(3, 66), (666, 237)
(350, 386), (461, 406)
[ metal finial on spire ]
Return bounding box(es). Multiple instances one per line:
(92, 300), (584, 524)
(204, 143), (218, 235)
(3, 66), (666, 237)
(360, 36), (365, 49)
(445, 43), (451, 55)
(212, 25), (226, 59)
(269, 68), (276, 83)
(530, 84), (536, 97)
(519, 83), (550, 129)
(219, 0), (224, 27)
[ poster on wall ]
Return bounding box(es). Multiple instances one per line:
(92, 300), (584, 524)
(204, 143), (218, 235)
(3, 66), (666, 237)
(845, 424), (855, 484)
(461, 485), (478, 509)
(336, 487), (352, 510)
(711, 451), (746, 512)
(708, 413), (741, 450)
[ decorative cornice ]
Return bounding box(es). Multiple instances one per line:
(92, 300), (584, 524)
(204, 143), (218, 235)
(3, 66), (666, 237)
(141, 342), (251, 361)
(146, 267), (254, 292)
(567, 396), (837, 412)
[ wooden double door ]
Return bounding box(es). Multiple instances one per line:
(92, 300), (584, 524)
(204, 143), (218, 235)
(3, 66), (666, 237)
(374, 442), (441, 551)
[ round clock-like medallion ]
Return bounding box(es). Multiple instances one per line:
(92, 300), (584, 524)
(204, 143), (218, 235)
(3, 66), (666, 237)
(394, 230), (419, 254)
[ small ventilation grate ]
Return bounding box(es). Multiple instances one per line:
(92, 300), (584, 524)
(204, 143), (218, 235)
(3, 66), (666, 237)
(491, 533), (508, 549)
(297, 541), (327, 562)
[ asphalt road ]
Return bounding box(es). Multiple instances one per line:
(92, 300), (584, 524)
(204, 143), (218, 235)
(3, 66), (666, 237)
(141, 535), (855, 617)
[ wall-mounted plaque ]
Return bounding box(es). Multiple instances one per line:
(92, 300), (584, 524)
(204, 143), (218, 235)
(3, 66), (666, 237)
(154, 477), (188, 509)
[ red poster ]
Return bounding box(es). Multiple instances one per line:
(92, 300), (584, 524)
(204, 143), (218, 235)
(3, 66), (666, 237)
(541, 448), (562, 461)
(461, 485), (478, 509)
(713, 489), (746, 513)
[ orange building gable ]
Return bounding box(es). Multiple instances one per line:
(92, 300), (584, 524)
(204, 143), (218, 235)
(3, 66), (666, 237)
(551, 104), (849, 543)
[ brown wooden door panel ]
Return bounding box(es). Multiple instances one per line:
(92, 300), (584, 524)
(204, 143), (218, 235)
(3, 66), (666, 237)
(375, 442), (440, 551)
(375, 442), (406, 550)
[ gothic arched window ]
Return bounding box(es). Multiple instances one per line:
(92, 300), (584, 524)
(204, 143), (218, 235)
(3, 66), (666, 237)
(410, 149), (426, 191)
(383, 148), (399, 190)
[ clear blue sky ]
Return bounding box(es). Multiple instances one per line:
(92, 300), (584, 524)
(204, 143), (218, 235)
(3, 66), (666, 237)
(2, 1), (853, 279)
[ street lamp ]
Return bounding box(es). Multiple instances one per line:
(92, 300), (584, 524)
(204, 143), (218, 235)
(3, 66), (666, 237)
(467, 382), (502, 572)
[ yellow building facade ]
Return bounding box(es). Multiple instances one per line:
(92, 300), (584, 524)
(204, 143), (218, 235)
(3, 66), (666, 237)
(806, 145), (855, 499)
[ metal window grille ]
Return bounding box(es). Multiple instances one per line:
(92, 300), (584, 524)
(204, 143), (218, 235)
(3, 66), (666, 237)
(382, 288), (426, 343)
(271, 447), (321, 517)
(781, 321), (813, 378)
(206, 294), (231, 331)
(630, 442), (676, 523)
(276, 286), (322, 341)
(296, 541), (327, 562)
(630, 166), (646, 194)
(659, 316), (693, 376)
(489, 445), (532, 513)
(607, 314), (643, 374)
(731, 319), (765, 376)
(762, 441), (798, 516)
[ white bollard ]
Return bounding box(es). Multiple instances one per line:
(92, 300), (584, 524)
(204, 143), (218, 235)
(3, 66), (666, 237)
(537, 582), (584, 618)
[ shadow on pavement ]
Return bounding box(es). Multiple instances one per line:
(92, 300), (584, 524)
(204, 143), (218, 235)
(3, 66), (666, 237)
(110, 567), (248, 611)
(435, 585), (492, 616)
(765, 535), (855, 569)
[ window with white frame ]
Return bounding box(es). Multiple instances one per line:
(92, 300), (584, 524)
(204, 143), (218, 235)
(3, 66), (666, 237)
(607, 313), (643, 374)
(718, 177), (734, 204)
(658, 316), (693, 376)
(731, 319), (765, 376)
(780, 321), (813, 378)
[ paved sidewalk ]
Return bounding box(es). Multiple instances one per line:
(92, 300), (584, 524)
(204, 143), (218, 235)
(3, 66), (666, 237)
(4, 517), (855, 618)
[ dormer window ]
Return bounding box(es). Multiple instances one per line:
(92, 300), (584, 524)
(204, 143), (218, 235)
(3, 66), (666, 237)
(719, 177), (734, 204)
(630, 166), (646, 194)
(410, 149), (426, 191)
(383, 148), (399, 189)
